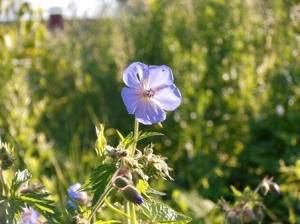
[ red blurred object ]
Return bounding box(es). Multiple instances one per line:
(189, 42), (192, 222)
(48, 7), (64, 31)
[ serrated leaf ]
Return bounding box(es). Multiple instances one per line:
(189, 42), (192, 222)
(230, 185), (243, 197)
(138, 202), (192, 223)
(6, 200), (23, 223)
(137, 132), (164, 141)
(11, 169), (32, 195)
(80, 163), (117, 205)
(18, 193), (64, 223)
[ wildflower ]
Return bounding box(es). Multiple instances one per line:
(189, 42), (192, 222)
(67, 183), (88, 210)
(19, 207), (39, 224)
(121, 62), (182, 125)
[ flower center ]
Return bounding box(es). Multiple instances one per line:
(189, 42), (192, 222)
(144, 88), (155, 98)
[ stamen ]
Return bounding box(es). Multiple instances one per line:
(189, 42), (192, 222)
(144, 88), (155, 98)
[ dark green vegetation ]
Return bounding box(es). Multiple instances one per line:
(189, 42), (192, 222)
(1, 0), (300, 223)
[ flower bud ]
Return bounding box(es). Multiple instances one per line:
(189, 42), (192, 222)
(121, 185), (143, 205)
(113, 176), (129, 189)
(112, 168), (133, 183)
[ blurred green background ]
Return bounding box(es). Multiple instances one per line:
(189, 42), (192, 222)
(1, 0), (300, 223)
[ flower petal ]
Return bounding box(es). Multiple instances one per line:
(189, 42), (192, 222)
(152, 84), (182, 111)
(147, 65), (174, 89)
(135, 99), (166, 125)
(123, 62), (148, 89)
(121, 87), (143, 114)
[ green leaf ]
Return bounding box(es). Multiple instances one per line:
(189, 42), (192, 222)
(122, 132), (134, 149)
(230, 185), (243, 197)
(18, 193), (64, 223)
(136, 179), (149, 194)
(138, 202), (192, 223)
(116, 130), (125, 141)
(11, 169), (32, 196)
(95, 124), (107, 162)
(80, 163), (117, 205)
(5, 200), (23, 223)
(137, 131), (164, 141)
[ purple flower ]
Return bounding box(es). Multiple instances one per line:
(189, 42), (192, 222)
(67, 183), (88, 209)
(19, 208), (39, 224)
(121, 62), (182, 125)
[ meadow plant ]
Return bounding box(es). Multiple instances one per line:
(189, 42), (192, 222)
(0, 62), (281, 223)
(0, 62), (192, 223)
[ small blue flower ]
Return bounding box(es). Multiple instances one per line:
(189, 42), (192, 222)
(121, 62), (182, 125)
(19, 207), (39, 224)
(67, 183), (88, 210)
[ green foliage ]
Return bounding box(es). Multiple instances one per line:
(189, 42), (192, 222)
(4, 169), (62, 223)
(80, 164), (117, 205)
(138, 202), (192, 223)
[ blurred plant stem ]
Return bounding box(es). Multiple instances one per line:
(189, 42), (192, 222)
(0, 169), (9, 198)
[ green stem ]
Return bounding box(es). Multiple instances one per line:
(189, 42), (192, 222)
(125, 201), (131, 224)
(104, 198), (131, 219)
(0, 168), (9, 197)
(125, 119), (139, 224)
(129, 202), (137, 224)
(130, 119), (140, 158)
(87, 186), (114, 222)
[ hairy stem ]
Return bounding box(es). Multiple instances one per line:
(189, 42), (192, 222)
(87, 186), (113, 222)
(125, 118), (140, 224)
(104, 198), (131, 219)
(130, 119), (140, 158)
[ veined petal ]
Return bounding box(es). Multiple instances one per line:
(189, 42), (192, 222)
(121, 87), (143, 114)
(152, 84), (182, 111)
(135, 99), (166, 125)
(147, 65), (174, 89)
(123, 62), (147, 89)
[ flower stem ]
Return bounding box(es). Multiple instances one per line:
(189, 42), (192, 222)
(87, 185), (113, 222)
(125, 119), (140, 224)
(130, 119), (140, 158)
(125, 201), (131, 224)
(0, 168), (9, 198)
(104, 198), (131, 219)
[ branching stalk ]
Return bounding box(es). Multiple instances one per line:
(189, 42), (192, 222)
(125, 118), (140, 224)
(104, 198), (131, 219)
(87, 185), (114, 222)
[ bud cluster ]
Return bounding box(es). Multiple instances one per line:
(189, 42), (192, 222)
(19, 182), (49, 194)
(218, 198), (265, 224)
(219, 176), (281, 224)
(225, 203), (265, 224)
(0, 142), (15, 170)
(140, 144), (173, 181)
